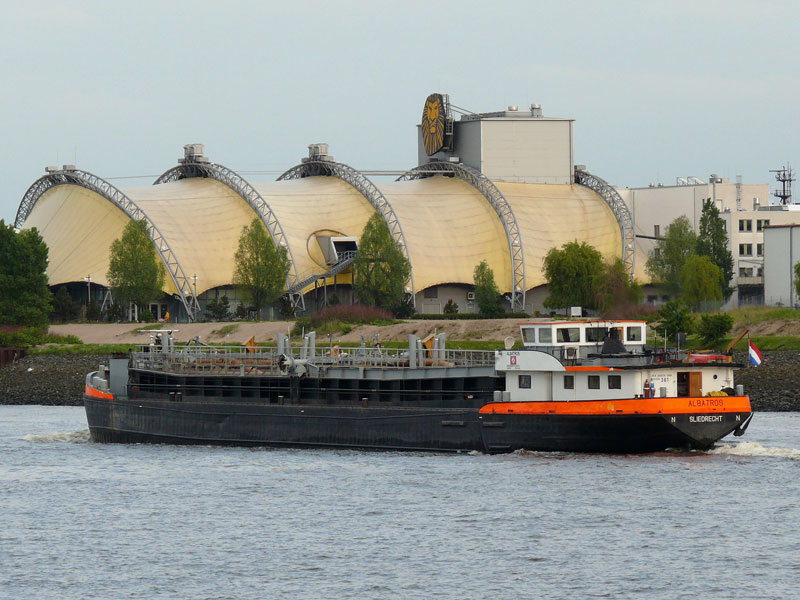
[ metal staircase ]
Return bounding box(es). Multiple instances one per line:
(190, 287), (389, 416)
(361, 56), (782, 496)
(287, 251), (357, 295)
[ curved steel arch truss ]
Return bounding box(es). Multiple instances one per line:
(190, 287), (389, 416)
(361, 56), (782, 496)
(278, 160), (416, 301)
(397, 162), (526, 312)
(15, 169), (201, 320)
(574, 169), (635, 281)
(155, 162), (305, 310)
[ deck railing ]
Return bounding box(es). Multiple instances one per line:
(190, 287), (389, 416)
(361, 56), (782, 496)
(130, 343), (496, 376)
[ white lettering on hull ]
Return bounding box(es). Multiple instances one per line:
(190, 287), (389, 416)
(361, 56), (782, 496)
(689, 415), (724, 423)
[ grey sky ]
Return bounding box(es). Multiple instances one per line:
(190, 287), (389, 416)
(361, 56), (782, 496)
(2, 0), (798, 223)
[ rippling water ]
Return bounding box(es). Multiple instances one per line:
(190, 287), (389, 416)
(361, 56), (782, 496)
(1, 406), (799, 600)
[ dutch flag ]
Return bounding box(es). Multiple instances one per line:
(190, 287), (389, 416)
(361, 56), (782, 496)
(749, 341), (763, 367)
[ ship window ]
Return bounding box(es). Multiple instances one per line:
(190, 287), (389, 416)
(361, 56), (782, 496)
(564, 375), (574, 389)
(518, 375), (531, 389)
(556, 327), (580, 343)
(538, 328), (552, 343)
(521, 328), (536, 343)
(608, 375), (622, 389)
(586, 327), (607, 342)
(588, 375), (600, 389)
(626, 326), (642, 342)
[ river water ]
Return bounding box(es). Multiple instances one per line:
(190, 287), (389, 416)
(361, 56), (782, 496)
(1, 406), (799, 600)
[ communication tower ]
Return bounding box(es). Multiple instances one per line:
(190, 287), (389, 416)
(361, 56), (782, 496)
(770, 164), (794, 205)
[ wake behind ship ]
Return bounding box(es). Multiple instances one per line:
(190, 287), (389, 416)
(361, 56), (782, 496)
(84, 321), (752, 453)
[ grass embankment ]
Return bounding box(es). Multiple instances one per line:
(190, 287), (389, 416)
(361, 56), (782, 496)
(646, 306), (800, 351)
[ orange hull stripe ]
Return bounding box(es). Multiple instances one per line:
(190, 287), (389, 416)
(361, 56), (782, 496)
(479, 396), (751, 415)
(85, 383), (113, 400)
(564, 366), (616, 372)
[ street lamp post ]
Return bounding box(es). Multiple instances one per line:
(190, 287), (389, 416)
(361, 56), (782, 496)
(83, 275), (92, 305)
(190, 274), (198, 322)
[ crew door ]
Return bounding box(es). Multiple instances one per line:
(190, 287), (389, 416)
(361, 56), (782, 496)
(677, 371), (703, 397)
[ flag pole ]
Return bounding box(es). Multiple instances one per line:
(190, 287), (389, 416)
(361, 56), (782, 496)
(747, 332), (751, 368)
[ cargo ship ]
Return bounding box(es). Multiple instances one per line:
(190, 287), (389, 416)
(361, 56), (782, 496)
(83, 320), (752, 453)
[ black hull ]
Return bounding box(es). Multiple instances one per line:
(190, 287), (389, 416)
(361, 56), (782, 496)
(84, 396), (747, 454)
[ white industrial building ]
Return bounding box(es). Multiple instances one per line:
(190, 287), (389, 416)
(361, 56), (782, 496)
(763, 224), (800, 307)
(616, 175), (800, 306)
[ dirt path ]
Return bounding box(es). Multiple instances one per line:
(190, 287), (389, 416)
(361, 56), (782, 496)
(49, 318), (532, 345)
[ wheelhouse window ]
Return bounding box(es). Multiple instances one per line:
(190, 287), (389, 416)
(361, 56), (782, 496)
(564, 375), (574, 390)
(521, 328), (536, 344)
(518, 375), (532, 389)
(556, 327), (580, 343)
(626, 326), (642, 342)
(586, 327), (607, 343)
(538, 327), (552, 344)
(588, 375), (600, 389)
(608, 375), (622, 389)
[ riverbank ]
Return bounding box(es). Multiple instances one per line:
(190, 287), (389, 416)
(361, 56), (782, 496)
(1, 351), (798, 410)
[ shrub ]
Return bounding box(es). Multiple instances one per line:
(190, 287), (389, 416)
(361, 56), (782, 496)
(0, 326), (47, 347)
(139, 308), (155, 323)
(697, 313), (734, 347)
(443, 299), (459, 314)
(310, 305), (393, 327)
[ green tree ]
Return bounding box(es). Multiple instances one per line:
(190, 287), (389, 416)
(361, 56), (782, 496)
(0, 220), (52, 327)
(51, 286), (79, 323)
(596, 258), (643, 312)
(697, 313), (734, 347)
(656, 301), (694, 340)
(680, 254), (723, 309)
(443, 299), (459, 314)
(107, 219), (166, 318)
(353, 213), (411, 312)
(696, 199), (734, 297)
(543, 241), (604, 310)
(205, 295), (232, 321)
(233, 219), (290, 319)
(646, 216), (697, 295)
(794, 262), (800, 305)
(473, 260), (502, 316)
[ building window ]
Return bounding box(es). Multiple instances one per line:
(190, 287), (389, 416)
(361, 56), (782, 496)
(739, 219), (752, 232)
(739, 244), (753, 256)
(518, 375), (531, 389)
(647, 295), (658, 303)
(423, 287), (438, 299)
(608, 375), (622, 389)
(653, 248), (661, 259)
(588, 375), (600, 389)
(564, 375), (574, 390)
(739, 267), (753, 277)
(654, 225), (660, 238)
(757, 267), (763, 276)
(757, 243), (763, 256)
(757, 219), (770, 231)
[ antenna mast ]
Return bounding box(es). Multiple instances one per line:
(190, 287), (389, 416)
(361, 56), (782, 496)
(770, 164), (794, 205)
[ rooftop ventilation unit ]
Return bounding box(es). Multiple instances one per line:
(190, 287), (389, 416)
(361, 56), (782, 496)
(45, 166), (59, 173)
(179, 143), (207, 164)
(305, 143), (333, 162)
(531, 104), (543, 117)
